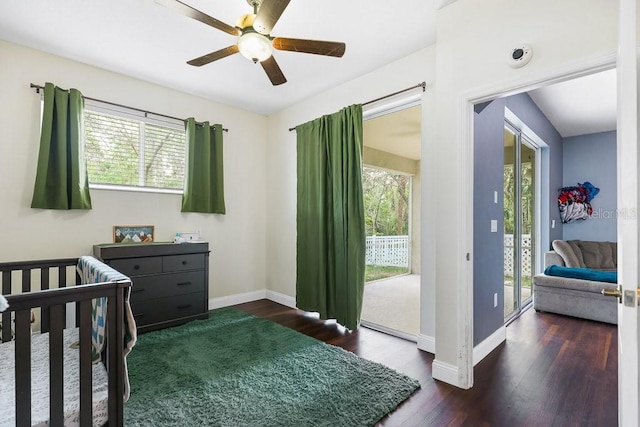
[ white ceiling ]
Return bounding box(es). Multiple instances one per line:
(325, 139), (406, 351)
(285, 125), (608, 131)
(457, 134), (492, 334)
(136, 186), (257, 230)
(362, 70), (618, 162)
(0, 0), (616, 159)
(0, 0), (446, 116)
(364, 106), (421, 161)
(528, 69), (617, 138)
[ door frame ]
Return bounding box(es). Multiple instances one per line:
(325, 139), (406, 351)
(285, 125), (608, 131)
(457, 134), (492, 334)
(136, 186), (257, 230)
(505, 107), (550, 277)
(361, 94), (422, 342)
(616, 0), (639, 424)
(502, 119), (541, 322)
(457, 51), (617, 388)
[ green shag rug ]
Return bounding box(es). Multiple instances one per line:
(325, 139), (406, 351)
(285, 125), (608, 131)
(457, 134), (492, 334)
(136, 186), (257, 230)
(124, 307), (420, 426)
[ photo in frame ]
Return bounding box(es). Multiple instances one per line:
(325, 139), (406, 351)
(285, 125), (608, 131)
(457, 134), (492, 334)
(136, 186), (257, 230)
(113, 225), (155, 244)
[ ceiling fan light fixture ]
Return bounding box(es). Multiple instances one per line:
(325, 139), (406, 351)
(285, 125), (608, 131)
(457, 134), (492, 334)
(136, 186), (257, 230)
(238, 31), (273, 63)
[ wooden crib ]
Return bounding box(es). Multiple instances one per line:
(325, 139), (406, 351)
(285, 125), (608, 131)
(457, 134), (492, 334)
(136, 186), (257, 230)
(0, 257), (132, 426)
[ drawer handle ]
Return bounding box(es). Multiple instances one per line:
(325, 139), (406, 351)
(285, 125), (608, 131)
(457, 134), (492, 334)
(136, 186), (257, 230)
(132, 288), (145, 293)
(177, 281), (192, 287)
(177, 304), (191, 310)
(134, 313), (145, 318)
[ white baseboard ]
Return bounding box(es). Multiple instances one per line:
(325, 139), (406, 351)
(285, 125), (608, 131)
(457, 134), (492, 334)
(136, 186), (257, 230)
(432, 359), (464, 387)
(265, 290), (296, 308)
(417, 333), (435, 354)
(473, 326), (506, 366)
(208, 289), (297, 310)
(208, 290), (267, 310)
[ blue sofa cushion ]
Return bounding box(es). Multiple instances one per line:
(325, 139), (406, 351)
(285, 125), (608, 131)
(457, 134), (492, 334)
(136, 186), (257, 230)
(544, 265), (617, 283)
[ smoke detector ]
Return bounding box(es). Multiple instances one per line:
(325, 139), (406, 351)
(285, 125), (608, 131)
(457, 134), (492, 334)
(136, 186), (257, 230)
(508, 45), (533, 68)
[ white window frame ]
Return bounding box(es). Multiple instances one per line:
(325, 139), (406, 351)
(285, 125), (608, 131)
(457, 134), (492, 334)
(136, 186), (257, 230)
(84, 99), (186, 195)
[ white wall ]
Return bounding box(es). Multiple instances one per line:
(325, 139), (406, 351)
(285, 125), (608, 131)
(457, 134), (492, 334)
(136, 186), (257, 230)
(433, 0), (618, 385)
(0, 40), (268, 300)
(265, 46), (437, 340)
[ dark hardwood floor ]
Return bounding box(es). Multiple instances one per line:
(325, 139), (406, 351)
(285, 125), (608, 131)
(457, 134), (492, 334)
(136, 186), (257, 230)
(233, 300), (617, 427)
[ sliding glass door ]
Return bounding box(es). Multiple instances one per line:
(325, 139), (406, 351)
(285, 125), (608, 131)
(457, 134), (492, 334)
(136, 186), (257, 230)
(504, 122), (536, 321)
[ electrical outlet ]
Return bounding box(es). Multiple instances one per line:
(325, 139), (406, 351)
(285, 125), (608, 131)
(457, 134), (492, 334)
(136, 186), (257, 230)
(491, 220), (498, 233)
(494, 293), (498, 308)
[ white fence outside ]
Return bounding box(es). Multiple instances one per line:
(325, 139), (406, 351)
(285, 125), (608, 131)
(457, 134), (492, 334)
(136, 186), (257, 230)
(504, 234), (532, 276)
(366, 235), (409, 267)
(365, 234), (529, 272)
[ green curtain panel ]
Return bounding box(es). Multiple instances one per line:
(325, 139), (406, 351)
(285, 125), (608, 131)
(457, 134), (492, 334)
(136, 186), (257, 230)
(31, 82), (92, 210)
(181, 118), (226, 214)
(296, 104), (365, 331)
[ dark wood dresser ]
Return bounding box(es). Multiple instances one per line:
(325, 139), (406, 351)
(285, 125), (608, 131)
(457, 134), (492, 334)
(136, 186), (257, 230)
(93, 242), (209, 333)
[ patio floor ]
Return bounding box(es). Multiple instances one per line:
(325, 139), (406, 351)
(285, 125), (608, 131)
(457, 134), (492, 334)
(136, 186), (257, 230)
(504, 284), (532, 318)
(360, 275), (533, 336)
(361, 274), (420, 336)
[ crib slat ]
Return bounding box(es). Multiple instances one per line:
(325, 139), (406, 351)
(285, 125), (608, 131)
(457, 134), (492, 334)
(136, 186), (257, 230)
(58, 265), (66, 288)
(0, 311), (9, 342)
(108, 294), (118, 421)
(15, 309), (32, 426)
(59, 265), (71, 326)
(79, 299), (93, 426)
(108, 287), (125, 426)
(22, 269), (30, 293)
(49, 304), (65, 426)
(1, 271), (10, 342)
(40, 268), (50, 333)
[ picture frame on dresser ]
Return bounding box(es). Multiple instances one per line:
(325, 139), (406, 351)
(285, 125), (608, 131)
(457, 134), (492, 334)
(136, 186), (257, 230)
(113, 225), (155, 244)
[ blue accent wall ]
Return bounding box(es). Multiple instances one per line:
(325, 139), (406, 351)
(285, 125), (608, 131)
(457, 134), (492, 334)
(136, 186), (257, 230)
(473, 93), (563, 346)
(562, 131), (617, 242)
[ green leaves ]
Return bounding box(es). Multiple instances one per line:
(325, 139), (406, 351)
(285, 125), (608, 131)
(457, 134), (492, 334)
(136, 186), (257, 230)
(363, 167), (410, 236)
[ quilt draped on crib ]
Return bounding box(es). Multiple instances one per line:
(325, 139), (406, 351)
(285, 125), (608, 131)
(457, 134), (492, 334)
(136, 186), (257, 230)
(77, 256), (137, 401)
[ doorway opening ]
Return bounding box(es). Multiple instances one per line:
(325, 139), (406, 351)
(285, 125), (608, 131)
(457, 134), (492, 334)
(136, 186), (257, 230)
(360, 101), (421, 339)
(470, 66), (617, 373)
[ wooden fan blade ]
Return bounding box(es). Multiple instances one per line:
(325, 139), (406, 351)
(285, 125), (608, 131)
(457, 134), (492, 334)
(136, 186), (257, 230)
(187, 45), (239, 66)
(253, 0), (291, 34)
(260, 56), (287, 86)
(272, 38), (346, 57)
(155, 0), (240, 36)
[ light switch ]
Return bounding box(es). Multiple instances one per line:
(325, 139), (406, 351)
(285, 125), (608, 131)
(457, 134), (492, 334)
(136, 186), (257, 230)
(494, 293), (498, 308)
(551, 219), (556, 229)
(491, 220), (498, 232)
(494, 191), (498, 204)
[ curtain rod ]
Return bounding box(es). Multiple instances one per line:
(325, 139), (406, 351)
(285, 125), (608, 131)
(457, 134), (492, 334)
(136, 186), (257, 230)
(30, 83), (228, 132)
(288, 81), (427, 132)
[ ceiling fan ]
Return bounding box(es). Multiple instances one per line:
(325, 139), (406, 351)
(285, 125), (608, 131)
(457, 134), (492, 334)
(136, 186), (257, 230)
(156, 0), (346, 86)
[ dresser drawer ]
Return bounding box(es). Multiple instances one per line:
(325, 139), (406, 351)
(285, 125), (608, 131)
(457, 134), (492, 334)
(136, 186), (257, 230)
(130, 292), (205, 326)
(130, 271), (205, 301)
(163, 253), (205, 272)
(110, 257), (162, 276)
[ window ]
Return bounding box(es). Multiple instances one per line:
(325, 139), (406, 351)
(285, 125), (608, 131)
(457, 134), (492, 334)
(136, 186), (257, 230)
(84, 100), (186, 192)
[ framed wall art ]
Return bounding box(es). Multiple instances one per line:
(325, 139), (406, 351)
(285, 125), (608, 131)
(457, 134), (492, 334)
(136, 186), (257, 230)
(113, 225), (155, 244)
